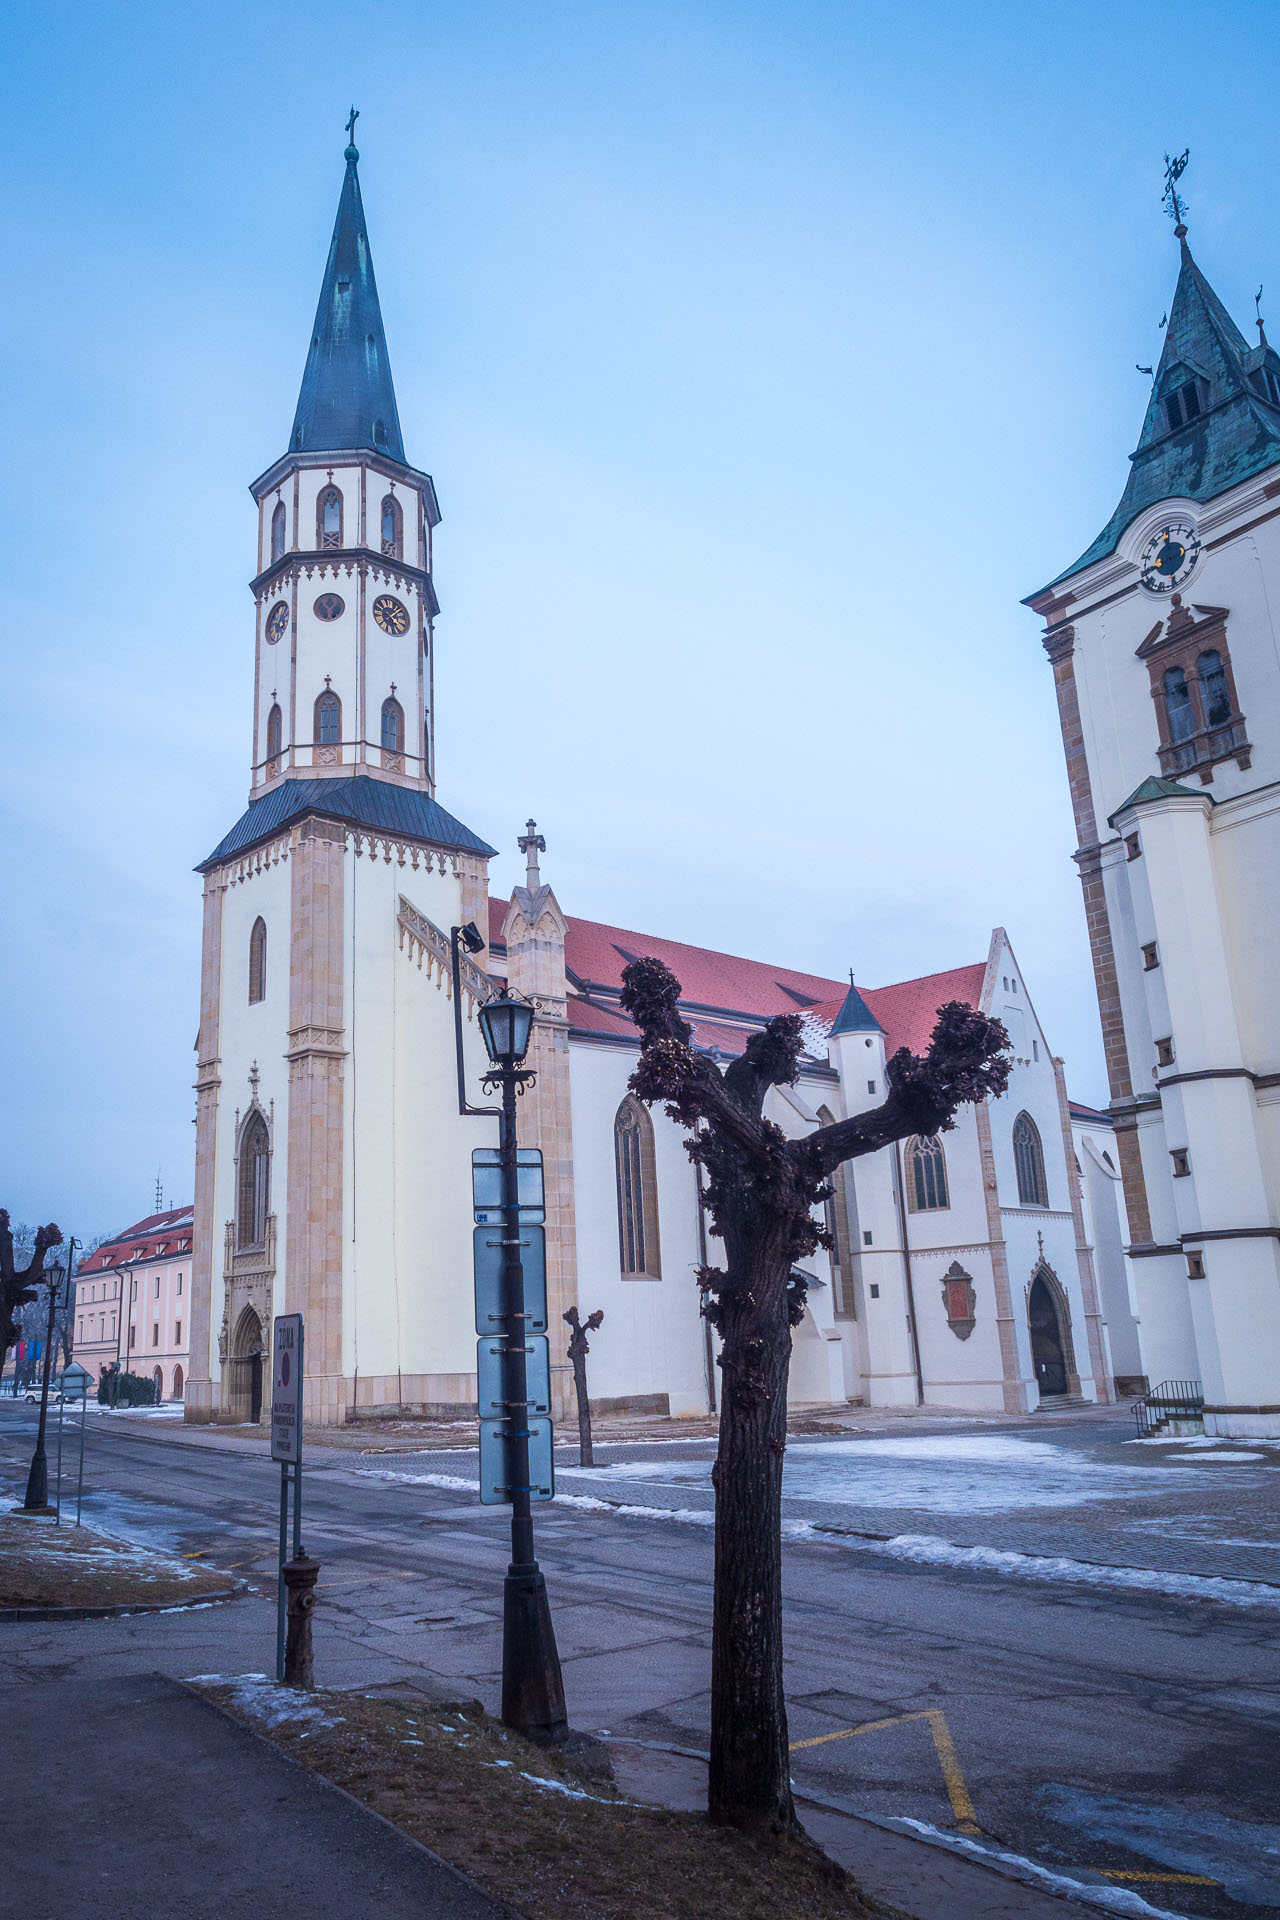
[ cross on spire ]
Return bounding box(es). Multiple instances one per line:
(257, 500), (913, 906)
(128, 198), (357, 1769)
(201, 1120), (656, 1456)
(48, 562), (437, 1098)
(518, 818), (546, 890)
(1163, 148), (1190, 230)
(345, 105), (360, 159)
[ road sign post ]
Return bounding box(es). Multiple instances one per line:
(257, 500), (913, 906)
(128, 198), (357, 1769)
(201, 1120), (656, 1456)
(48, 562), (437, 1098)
(60, 1363), (91, 1526)
(271, 1314), (308, 1684)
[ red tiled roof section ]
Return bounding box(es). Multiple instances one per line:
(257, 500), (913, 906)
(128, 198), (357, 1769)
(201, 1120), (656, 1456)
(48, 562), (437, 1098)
(861, 964), (988, 1057)
(78, 1206), (195, 1274)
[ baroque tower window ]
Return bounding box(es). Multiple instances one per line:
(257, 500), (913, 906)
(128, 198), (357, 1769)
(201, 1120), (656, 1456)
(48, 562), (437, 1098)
(236, 1111), (270, 1250)
(248, 917), (267, 1004)
(614, 1096), (661, 1278)
(266, 703), (283, 764)
(380, 494), (403, 559)
(1013, 1111), (1048, 1208)
(318, 486), (343, 549)
(314, 690), (341, 747)
(270, 500), (286, 563)
(380, 695), (404, 752)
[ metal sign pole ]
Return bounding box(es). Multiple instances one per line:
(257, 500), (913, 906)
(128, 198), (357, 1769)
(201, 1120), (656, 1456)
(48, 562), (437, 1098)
(276, 1462), (289, 1683)
(55, 1394), (65, 1525)
(76, 1388), (86, 1526)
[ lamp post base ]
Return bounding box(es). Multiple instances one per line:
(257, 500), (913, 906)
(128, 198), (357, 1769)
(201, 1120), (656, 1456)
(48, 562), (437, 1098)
(23, 1451), (48, 1512)
(501, 1562), (568, 1746)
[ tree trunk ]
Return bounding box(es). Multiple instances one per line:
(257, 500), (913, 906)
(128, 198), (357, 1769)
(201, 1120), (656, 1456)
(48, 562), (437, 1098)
(707, 1224), (800, 1839)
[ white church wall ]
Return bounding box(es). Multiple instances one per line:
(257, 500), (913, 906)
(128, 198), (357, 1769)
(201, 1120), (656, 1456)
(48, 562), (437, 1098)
(567, 1040), (711, 1417)
(900, 1105), (1008, 1410)
(1075, 1127), (1144, 1383)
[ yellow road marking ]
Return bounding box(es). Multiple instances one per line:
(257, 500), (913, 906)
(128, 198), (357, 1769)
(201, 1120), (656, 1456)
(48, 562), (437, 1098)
(791, 1708), (981, 1835)
(1100, 1872), (1219, 1885)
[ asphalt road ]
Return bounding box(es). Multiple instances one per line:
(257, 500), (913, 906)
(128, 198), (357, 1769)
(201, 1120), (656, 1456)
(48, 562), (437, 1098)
(1, 1404), (1277, 1918)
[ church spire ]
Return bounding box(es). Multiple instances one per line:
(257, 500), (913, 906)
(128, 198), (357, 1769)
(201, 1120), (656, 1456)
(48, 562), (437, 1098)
(289, 115), (406, 464)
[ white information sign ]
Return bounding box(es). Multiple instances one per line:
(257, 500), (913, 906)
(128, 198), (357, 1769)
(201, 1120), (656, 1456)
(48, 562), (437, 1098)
(271, 1314), (303, 1464)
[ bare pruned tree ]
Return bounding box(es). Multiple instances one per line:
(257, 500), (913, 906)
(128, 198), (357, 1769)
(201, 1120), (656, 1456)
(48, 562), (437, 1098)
(619, 957), (1010, 1841)
(0, 1212), (63, 1390)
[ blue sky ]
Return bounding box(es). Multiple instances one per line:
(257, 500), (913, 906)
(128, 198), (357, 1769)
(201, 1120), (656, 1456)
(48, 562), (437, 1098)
(3, 0), (1278, 1237)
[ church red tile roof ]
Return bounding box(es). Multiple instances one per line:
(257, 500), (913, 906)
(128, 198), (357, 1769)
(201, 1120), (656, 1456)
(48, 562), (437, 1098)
(78, 1206), (194, 1274)
(491, 898), (987, 1063)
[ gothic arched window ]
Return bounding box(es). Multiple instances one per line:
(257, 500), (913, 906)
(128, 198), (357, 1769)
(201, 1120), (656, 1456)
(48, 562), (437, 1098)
(1163, 665), (1195, 744)
(615, 1096), (661, 1278)
(248, 917), (267, 1004)
(380, 494), (403, 558)
(314, 690), (341, 747)
(270, 500), (286, 562)
(318, 486), (343, 549)
(1013, 1111), (1048, 1208)
(380, 695), (404, 752)
(266, 703), (283, 763)
(1197, 649), (1231, 728)
(906, 1135), (949, 1211)
(237, 1111), (270, 1250)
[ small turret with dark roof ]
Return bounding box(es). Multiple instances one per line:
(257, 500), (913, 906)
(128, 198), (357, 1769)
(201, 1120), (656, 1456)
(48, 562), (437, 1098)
(829, 977), (884, 1037)
(1039, 218), (1280, 591)
(289, 123), (406, 464)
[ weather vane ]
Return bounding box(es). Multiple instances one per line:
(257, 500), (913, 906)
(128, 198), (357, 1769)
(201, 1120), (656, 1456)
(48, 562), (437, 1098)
(1163, 149), (1190, 228)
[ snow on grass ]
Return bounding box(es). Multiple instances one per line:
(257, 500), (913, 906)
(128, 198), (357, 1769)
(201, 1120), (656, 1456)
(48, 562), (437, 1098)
(892, 1819), (1193, 1920)
(188, 1672), (345, 1730)
(355, 1468), (478, 1492)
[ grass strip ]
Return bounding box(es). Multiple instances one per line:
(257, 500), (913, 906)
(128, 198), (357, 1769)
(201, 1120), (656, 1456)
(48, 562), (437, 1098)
(198, 1679), (904, 1920)
(0, 1512), (236, 1609)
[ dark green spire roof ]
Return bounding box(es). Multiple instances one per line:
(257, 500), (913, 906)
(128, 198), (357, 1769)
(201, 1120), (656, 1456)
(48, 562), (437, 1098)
(1044, 231), (1280, 590)
(829, 980), (883, 1037)
(289, 139), (406, 463)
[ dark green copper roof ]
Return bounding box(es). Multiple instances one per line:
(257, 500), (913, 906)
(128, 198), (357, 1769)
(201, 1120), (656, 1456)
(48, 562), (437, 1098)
(289, 142), (406, 463)
(829, 981), (884, 1036)
(1042, 233), (1280, 591)
(198, 777), (497, 871)
(1107, 774), (1208, 828)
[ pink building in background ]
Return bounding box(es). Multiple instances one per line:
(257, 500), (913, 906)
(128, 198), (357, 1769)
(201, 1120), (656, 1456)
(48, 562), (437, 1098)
(75, 1207), (192, 1401)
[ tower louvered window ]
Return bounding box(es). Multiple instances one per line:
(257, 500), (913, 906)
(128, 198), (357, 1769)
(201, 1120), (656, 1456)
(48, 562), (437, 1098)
(380, 494), (403, 559)
(380, 696), (404, 751)
(248, 918), (267, 1004)
(266, 703), (282, 764)
(1163, 665), (1195, 744)
(318, 486), (343, 549)
(271, 500), (286, 562)
(1198, 649), (1231, 727)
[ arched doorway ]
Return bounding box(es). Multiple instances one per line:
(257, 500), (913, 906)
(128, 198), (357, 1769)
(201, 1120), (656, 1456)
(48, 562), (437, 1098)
(1028, 1270), (1068, 1396)
(172, 1364), (184, 1400)
(230, 1307), (264, 1423)
(153, 1366), (164, 1403)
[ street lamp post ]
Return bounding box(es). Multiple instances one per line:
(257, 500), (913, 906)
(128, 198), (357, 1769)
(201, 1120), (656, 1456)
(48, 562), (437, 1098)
(452, 924), (568, 1745)
(24, 1243), (74, 1513)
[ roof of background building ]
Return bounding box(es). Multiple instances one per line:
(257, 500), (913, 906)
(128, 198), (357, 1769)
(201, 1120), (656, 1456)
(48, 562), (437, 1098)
(200, 777), (497, 870)
(1069, 1100), (1114, 1126)
(1032, 231), (1280, 593)
(79, 1207), (194, 1275)
(288, 139), (406, 464)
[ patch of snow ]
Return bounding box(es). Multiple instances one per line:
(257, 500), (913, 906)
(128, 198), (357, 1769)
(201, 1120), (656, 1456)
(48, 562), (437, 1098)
(191, 1672), (345, 1731)
(1182, 1451), (1265, 1462)
(554, 1491), (714, 1526)
(559, 1434), (1214, 1516)
(801, 1528), (1280, 1609)
(518, 1772), (639, 1807)
(894, 1819), (1192, 1919)
(355, 1469), (477, 1492)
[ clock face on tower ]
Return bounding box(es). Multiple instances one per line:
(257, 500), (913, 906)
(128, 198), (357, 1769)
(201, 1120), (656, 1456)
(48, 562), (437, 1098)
(373, 594), (410, 636)
(265, 601), (289, 643)
(1140, 521), (1201, 594)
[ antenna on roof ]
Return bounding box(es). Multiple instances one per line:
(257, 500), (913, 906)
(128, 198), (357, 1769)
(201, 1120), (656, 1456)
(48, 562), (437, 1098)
(1162, 148), (1190, 230)
(155, 1169), (164, 1211)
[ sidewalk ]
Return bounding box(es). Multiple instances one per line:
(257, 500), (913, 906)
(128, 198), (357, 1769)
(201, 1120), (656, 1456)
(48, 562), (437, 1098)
(1, 1671), (513, 1920)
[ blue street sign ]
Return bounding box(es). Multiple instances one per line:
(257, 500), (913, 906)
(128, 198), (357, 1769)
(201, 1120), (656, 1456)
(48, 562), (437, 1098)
(476, 1334), (551, 1418)
(472, 1225), (547, 1334)
(472, 1147), (545, 1225)
(479, 1415), (555, 1505)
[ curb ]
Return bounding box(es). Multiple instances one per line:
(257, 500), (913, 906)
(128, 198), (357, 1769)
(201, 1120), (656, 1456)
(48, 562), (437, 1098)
(0, 1583), (247, 1623)
(600, 1737), (1192, 1920)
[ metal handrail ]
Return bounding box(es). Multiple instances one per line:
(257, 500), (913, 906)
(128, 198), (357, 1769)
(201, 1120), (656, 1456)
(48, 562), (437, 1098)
(1133, 1378), (1203, 1438)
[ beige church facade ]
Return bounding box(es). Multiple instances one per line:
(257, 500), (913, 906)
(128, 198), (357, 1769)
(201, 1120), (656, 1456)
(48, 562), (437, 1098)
(1028, 209), (1280, 1437)
(187, 140), (1141, 1429)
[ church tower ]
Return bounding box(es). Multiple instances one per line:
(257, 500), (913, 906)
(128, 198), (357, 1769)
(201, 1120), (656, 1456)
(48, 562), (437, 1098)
(1026, 178), (1280, 1437)
(187, 129), (499, 1425)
